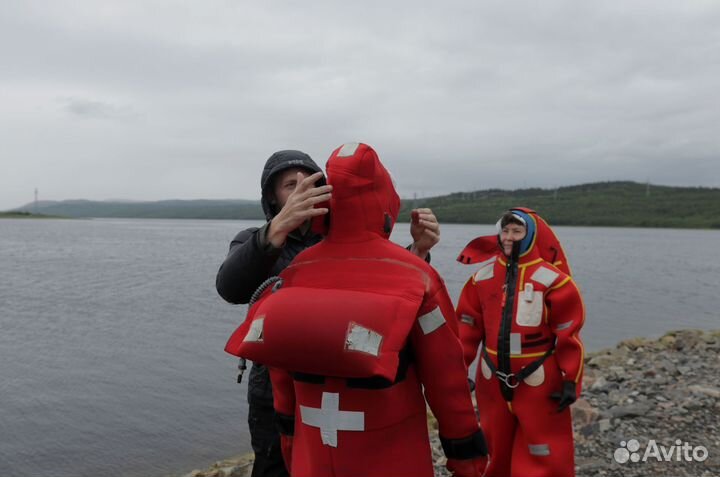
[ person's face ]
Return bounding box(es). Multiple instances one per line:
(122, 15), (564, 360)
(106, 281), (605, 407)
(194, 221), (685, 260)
(272, 167), (311, 209)
(500, 223), (527, 256)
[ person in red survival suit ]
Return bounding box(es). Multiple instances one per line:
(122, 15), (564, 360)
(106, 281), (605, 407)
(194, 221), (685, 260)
(225, 142), (489, 477)
(456, 208), (585, 477)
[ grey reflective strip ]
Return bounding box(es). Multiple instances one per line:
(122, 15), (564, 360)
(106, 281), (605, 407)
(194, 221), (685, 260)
(418, 307), (445, 335)
(460, 314), (475, 326)
(555, 320), (574, 331)
(345, 324), (382, 356)
(243, 317), (264, 342)
(337, 142), (360, 157)
(474, 264), (494, 282)
(476, 256), (497, 268)
(529, 444), (550, 456)
(531, 267), (559, 287)
(300, 392), (365, 448)
(510, 333), (522, 355)
(523, 283), (534, 302)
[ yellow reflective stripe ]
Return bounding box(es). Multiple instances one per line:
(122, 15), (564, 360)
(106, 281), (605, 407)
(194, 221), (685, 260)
(484, 347), (553, 359)
(521, 258), (543, 268)
(573, 282), (586, 383)
(549, 276), (572, 290)
(573, 334), (585, 383)
(497, 256), (543, 268)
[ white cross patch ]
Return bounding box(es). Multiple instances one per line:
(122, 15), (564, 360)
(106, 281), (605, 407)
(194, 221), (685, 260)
(300, 392), (365, 447)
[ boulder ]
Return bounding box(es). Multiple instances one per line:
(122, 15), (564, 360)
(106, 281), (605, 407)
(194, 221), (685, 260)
(688, 385), (720, 399)
(572, 398), (600, 426)
(607, 403), (652, 419)
(590, 376), (609, 391)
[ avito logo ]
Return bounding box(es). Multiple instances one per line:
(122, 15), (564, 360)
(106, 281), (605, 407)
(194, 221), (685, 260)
(614, 439), (709, 464)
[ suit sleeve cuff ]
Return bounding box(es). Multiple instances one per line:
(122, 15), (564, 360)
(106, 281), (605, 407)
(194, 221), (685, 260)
(440, 430), (488, 459)
(256, 222), (283, 257)
(405, 244), (432, 263)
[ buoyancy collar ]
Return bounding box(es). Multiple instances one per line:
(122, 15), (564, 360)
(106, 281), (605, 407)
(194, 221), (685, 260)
(458, 207), (572, 275)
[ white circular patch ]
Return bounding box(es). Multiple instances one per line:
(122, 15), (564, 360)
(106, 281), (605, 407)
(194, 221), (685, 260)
(480, 358), (492, 380)
(523, 364), (545, 387)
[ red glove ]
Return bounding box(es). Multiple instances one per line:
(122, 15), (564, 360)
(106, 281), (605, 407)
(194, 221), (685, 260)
(280, 435), (293, 473)
(446, 456), (488, 477)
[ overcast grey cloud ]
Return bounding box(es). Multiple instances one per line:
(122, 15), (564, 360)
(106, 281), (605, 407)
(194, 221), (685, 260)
(1, 0), (719, 209)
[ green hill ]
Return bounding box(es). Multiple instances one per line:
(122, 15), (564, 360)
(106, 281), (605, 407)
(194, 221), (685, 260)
(11, 199), (265, 220)
(399, 181), (720, 228)
(0, 211), (62, 219)
(7, 182), (719, 228)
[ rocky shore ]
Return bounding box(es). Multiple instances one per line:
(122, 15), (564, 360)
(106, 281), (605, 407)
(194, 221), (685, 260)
(183, 329), (719, 477)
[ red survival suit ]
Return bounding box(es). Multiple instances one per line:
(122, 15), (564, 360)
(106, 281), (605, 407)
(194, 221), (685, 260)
(225, 143), (488, 477)
(456, 208), (585, 477)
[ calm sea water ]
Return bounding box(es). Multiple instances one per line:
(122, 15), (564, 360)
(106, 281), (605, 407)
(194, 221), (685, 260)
(0, 218), (717, 477)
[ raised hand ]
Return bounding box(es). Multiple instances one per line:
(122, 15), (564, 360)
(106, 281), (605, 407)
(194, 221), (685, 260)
(268, 172), (332, 247)
(410, 208), (440, 259)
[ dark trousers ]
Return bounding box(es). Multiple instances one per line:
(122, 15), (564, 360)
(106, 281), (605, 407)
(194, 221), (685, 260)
(249, 401), (289, 477)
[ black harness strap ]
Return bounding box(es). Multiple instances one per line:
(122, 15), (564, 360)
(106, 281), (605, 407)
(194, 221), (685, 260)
(481, 345), (554, 397)
(497, 243), (520, 401)
(292, 346), (413, 390)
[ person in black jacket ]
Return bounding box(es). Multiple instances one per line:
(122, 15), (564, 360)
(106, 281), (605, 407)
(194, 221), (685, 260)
(216, 149), (441, 477)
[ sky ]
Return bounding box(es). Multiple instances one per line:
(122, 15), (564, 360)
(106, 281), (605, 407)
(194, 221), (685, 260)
(1, 0), (719, 209)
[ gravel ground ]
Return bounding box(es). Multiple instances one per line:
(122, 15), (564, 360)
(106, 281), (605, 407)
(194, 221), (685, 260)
(184, 329), (720, 477)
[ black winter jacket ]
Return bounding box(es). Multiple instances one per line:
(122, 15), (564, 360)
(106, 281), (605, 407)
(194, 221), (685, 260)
(216, 150), (323, 405)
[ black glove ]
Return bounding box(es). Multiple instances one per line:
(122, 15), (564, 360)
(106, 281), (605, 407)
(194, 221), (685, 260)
(549, 380), (576, 412)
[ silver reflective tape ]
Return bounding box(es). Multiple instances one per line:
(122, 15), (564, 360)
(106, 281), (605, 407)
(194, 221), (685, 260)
(243, 317), (264, 342)
(510, 333), (522, 355)
(531, 267), (559, 287)
(460, 314), (475, 326)
(477, 256), (497, 269)
(523, 283), (534, 302)
(524, 364), (545, 387)
(555, 320), (574, 331)
(300, 392), (365, 448)
(474, 264), (494, 282)
(337, 142), (360, 157)
(418, 307), (445, 335)
(345, 323), (382, 356)
(515, 291), (544, 327)
(529, 444), (550, 456)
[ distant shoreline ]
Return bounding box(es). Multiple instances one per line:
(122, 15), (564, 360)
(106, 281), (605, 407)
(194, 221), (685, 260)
(0, 211), (64, 219)
(7, 181), (720, 229)
(2, 214), (718, 230)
